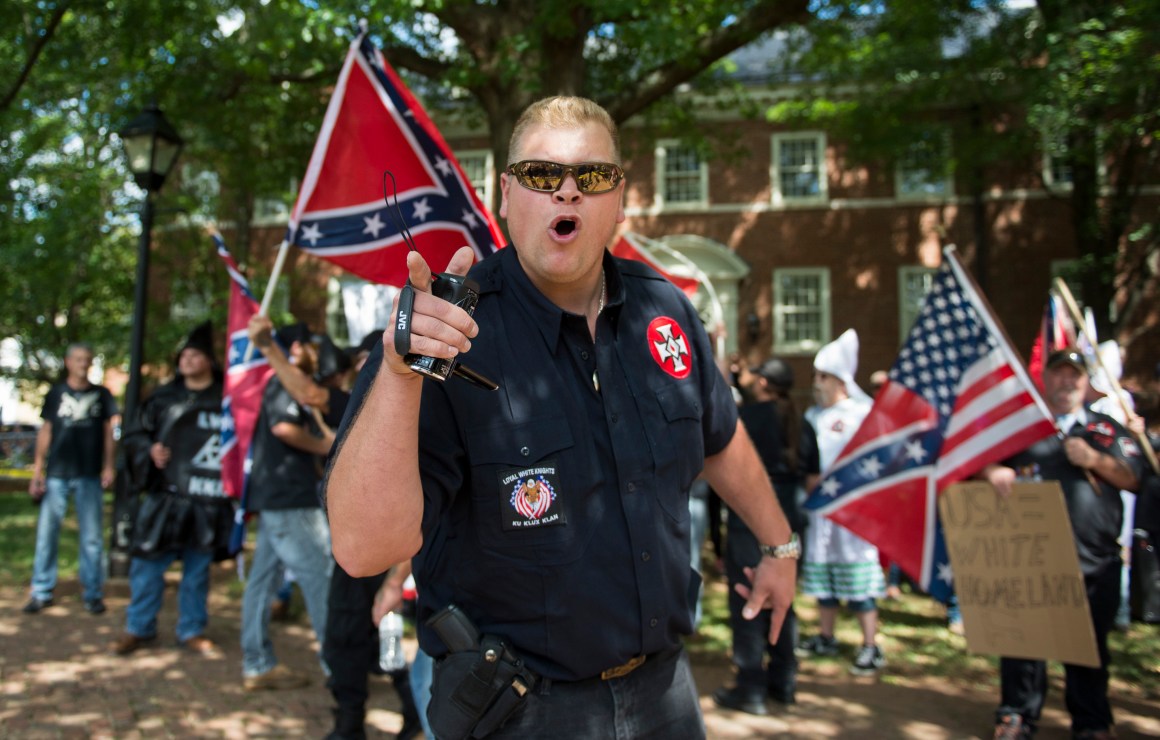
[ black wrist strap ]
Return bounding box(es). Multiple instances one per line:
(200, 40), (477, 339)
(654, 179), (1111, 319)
(394, 282), (415, 356)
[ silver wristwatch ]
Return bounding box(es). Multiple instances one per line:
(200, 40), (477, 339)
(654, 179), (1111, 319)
(759, 532), (801, 560)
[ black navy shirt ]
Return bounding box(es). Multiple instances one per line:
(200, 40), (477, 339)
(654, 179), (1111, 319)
(248, 377), (324, 511)
(41, 383), (117, 478)
(344, 246), (738, 681)
(1004, 408), (1144, 576)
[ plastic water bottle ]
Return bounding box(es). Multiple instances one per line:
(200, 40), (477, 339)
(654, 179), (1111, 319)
(379, 611), (406, 672)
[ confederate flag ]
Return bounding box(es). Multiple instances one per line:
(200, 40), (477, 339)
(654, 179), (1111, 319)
(287, 28), (504, 285)
(803, 248), (1056, 601)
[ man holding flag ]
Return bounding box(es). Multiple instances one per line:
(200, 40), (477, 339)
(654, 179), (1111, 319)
(325, 96), (797, 738)
(983, 348), (1144, 740)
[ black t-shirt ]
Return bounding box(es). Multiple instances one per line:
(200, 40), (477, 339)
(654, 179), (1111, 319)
(1004, 409), (1145, 575)
(41, 383), (117, 478)
(247, 377), (324, 511)
(736, 400), (819, 534)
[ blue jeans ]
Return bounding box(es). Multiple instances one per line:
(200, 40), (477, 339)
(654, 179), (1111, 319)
(30, 476), (105, 602)
(125, 548), (213, 642)
(688, 490), (709, 628)
(240, 508), (334, 677)
(411, 648), (434, 739)
(485, 646), (704, 739)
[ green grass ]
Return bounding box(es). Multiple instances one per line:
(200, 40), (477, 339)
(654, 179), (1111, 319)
(687, 567), (1160, 700)
(3, 487), (1156, 700)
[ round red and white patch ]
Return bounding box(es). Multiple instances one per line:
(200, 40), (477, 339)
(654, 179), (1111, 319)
(647, 316), (692, 379)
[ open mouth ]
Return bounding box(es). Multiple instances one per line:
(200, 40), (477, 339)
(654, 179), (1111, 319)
(551, 218), (577, 237)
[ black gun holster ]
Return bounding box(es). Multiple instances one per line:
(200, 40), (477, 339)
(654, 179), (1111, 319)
(428, 632), (538, 740)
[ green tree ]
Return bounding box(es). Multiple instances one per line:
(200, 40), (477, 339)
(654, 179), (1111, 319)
(766, 0), (1159, 340)
(2, 0), (812, 394)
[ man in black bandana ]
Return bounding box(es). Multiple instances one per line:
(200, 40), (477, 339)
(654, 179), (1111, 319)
(113, 322), (234, 656)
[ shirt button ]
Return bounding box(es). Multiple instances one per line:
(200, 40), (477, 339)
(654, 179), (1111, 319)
(611, 413), (618, 423)
(627, 482), (636, 492)
(520, 446), (530, 456)
(649, 618), (658, 628)
(641, 551), (650, 562)
(581, 350), (590, 360)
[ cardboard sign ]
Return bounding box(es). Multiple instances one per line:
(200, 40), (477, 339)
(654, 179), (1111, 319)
(939, 481), (1100, 668)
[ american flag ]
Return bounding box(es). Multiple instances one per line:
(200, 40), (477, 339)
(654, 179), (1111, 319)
(215, 236), (274, 550)
(804, 248), (1057, 600)
(287, 29), (504, 286)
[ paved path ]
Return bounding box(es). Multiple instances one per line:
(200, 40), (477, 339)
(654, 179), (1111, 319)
(2, 563), (1158, 739)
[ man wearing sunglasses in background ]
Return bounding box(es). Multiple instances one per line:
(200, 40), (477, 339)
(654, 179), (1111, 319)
(325, 96), (797, 738)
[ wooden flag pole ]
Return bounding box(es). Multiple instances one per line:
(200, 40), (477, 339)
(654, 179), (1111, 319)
(1052, 277), (1159, 474)
(242, 238), (291, 363)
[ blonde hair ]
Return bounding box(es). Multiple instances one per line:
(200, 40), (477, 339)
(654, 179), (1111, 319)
(508, 96), (620, 165)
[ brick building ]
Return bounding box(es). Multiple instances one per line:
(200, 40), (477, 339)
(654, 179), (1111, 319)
(236, 98), (1160, 405)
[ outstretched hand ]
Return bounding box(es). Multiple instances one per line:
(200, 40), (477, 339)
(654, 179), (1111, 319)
(735, 556), (798, 645)
(382, 246), (479, 376)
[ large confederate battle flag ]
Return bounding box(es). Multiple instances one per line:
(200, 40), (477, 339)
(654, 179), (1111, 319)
(610, 232), (701, 297)
(287, 30), (504, 285)
(804, 249), (1056, 601)
(215, 236), (274, 553)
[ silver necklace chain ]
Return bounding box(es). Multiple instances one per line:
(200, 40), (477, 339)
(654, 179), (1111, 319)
(597, 269), (606, 315)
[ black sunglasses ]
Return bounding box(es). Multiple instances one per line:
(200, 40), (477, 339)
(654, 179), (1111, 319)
(506, 160), (624, 194)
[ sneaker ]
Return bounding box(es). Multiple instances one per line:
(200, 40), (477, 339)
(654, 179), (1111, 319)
(22, 596), (53, 614)
(850, 644), (886, 675)
(948, 618), (965, 636)
(83, 598), (107, 615)
(712, 685), (769, 716)
(795, 634), (839, 657)
(112, 633), (157, 656)
(243, 664), (310, 691)
(179, 635), (220, 655)
(993, 713), (1030, 740)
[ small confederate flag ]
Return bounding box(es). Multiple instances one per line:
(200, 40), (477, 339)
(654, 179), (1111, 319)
(215, 235), (274, 551)
(804, 248), (1056, 600)
(287, 29), (504, 285)
(1027, 292), (1076, 391)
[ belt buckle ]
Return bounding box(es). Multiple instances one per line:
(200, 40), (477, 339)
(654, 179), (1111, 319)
(600, 654), (646, 681)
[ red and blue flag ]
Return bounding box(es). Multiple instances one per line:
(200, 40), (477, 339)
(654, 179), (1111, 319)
(804, 249), (1057, 601)
(215, 235), (274, 552)
(287, 30), (505, 285)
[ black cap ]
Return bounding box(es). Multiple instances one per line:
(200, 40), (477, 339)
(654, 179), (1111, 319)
(1045, 348), (1088, 374)
(753, 358), (794, 391)
(275, 321), (311, 348)
(315, 334), (353, 382)
(174, 321), (222, 379)
(351, 330), (384, 358)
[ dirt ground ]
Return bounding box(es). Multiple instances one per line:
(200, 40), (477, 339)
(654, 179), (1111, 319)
(1, 560), (1158, 739)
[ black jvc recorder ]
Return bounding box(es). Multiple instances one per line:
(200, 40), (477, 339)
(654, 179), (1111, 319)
(395, 272), (498, 391)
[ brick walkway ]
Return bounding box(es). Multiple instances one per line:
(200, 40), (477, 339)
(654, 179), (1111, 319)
(2, 563), (1158, 739)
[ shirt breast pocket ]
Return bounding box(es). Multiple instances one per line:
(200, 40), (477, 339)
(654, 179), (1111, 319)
(465, 416), (584, 563)
(652, 383), (705, 523)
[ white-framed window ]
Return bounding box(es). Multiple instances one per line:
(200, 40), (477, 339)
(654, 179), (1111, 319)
(770, 132), (827, 205)
(773, 267), (830, 354)
(326, 276), (399, 349)
(1041, 133), (1073, 191)
(898, 266), (937, 343)
(655, 140), (708, 208)
(895, 130), (953, 199)
(455, 149), (493, 206)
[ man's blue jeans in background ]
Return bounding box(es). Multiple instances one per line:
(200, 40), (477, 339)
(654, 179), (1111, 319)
(30, 476), (104, 602)
(125, 548), (214, 642)
(240, 507), (333, 677)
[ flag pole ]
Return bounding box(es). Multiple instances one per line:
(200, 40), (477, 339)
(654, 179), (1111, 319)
(942, 245), (1053, 420)
(242, 238), (290, 363)
(1052, 278), (1159, 474)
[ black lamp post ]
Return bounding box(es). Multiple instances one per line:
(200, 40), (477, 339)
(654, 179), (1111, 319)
(118, 104), (184, 426)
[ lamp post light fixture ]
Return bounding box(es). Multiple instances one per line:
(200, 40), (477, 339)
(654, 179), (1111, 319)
(118, 104), (184, 426)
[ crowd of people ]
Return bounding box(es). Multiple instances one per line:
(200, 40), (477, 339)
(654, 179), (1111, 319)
(17, 96), (1160, 740)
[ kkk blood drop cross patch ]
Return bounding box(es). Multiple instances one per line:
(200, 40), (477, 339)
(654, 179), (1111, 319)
(647, 316), (692, 379)
(499, 462), (565, 531)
